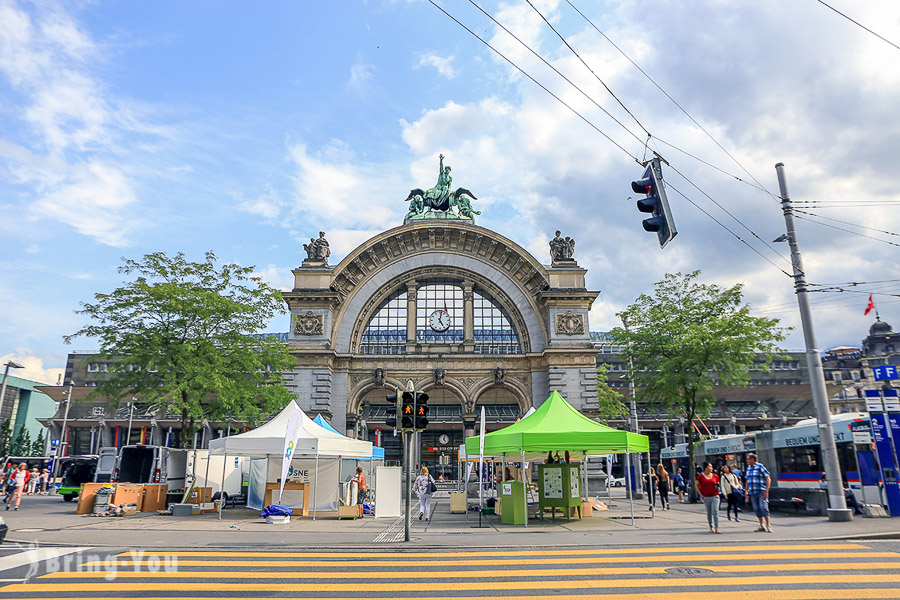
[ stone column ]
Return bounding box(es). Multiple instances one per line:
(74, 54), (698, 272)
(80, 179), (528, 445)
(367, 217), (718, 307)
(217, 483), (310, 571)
(346, 414), (358, 439)
(406, 281), (418, 349)
(463, 416), (476, 440)
(463, 281), (474, 351)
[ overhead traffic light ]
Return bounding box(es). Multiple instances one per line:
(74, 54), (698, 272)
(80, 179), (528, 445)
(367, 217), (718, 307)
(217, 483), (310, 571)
(631, 157), (677, 248)
(385, 390), (400, 430)
(415, 391), (429, 431)
(401, 390), (415, 430)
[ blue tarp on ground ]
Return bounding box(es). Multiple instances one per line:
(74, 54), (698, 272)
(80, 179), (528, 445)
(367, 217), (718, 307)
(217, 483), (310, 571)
(313, 414), (385, 460)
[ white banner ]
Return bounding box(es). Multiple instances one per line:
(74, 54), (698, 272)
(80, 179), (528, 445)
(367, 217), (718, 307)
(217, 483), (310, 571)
(278, 407), (303, 504)
(268, 458), (340, 512)
(479, 405), (486, 507)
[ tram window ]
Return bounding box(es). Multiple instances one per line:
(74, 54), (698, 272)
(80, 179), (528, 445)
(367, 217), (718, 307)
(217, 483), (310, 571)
(776, 447), (820, 473)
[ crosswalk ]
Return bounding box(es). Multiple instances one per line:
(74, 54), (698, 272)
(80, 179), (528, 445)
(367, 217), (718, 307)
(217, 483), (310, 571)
(0, 542), (898, 599)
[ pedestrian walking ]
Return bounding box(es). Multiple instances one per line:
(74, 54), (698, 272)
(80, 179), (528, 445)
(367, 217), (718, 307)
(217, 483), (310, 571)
(674, 468), (686, 503)
(656, 464), (671, 510)
(26, 468), (38, 495)
(39, 469), (50, 495)
(697, 462), (721, 534)
(351, 466), (367, 518)
(2, 464), (17, 505)
(720, 464), (743, 522)
(744, 453), (772, 533)
(413, 466), (436, 522)
(644, 469), (658, 510)
(6, 463), (30, 511)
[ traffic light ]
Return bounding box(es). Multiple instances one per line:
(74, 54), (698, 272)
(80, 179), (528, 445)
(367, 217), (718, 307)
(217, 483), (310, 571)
(385, 390), (400, 430)
(631, 157), (677, 248)
(415, 391), (429, 430)
(401, 391), (415, 430)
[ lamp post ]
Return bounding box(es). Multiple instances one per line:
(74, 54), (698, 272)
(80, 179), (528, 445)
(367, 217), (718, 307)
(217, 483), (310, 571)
(621, 316), (643, 499)
(126, 398), (136, 446)
(59, 381), (74, 458)
(0, 361), (25, 425)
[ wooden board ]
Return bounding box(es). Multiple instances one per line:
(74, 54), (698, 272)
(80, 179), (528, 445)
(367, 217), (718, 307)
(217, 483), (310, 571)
(76, 483), (108, 515)
(112, 484), (144, 511)
(449, 492), (466, 514)
(337, 505), (358, 519)
(141, 484), (166, 512)
(186, 486), (212, 505)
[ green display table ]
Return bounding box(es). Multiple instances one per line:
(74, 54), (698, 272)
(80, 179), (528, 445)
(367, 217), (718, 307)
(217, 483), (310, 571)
(538, 463), (582, 520)
(500, 480), (526, 525)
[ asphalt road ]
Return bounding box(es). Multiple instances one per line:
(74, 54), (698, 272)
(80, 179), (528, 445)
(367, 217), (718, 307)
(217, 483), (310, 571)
(0, 540), (899, 599)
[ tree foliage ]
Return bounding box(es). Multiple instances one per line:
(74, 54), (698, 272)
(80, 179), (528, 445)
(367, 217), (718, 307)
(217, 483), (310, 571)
(65, 251), (296, 448)
(609, 271), (787, 498)
(595, 364), (628, 423)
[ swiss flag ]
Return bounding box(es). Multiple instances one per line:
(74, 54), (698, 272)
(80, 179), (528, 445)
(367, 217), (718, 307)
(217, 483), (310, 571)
(865, 294), (875, 316)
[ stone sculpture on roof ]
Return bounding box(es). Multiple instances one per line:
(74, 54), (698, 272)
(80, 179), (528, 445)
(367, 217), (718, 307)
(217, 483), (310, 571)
(404, 154), (481, 224)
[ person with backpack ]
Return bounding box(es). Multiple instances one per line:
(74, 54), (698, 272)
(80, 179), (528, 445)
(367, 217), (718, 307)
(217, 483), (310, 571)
(413, 466), (436, 522)
(673, 468), (686, 503)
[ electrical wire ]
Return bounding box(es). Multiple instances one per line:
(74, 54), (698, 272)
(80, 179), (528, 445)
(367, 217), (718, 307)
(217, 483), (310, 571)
(793, 212), (900, 249)
(431, 0), (793, 278)
(665, 182), (793, 277)
(794, 209), (900, 238)
(524, 0), (651, 138)
(425, 0), (641, 163)
(564, 0), (778, 200)
(816, 0), (900, 52)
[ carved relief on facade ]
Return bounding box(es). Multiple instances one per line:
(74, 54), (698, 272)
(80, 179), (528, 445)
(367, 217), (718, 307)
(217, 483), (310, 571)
(294, 311), (324, 336)
(555, 311), (585, 336)
(460, 376), (480, 390)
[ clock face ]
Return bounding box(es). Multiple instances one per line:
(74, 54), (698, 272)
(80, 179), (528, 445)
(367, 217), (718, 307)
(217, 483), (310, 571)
(438, 434), (450, 445)
(429, 309), (452, 332)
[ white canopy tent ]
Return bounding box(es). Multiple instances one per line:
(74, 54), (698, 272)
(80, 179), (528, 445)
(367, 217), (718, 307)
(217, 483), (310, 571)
(208, 402), (372, 514)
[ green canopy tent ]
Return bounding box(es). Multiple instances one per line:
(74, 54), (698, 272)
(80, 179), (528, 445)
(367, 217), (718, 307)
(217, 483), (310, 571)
(464, 391), (650, 525)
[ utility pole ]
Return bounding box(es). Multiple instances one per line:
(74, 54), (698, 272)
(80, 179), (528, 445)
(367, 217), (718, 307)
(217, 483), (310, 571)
(775, 162), (852, 521)
(403, 379), (416, 543)
(622, 316), (643, 499)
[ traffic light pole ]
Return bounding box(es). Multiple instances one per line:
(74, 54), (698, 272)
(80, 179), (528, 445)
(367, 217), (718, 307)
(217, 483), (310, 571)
(403, 429), (411, 542)
(775, 162), (852, 522)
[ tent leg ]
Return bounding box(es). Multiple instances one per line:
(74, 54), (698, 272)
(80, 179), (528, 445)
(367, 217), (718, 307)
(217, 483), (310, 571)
(218, 454), (227, 521)
(647, 452), (654, 518)
(313, 451), (319, 521)
(626, 450), (634, 527)
(522, 450), (528, 528)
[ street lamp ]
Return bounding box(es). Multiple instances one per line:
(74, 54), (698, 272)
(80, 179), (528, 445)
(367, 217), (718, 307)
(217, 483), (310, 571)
(59, 381), (74, 458)
(126, 397), (136, 446)
(0, 361), (25, 425)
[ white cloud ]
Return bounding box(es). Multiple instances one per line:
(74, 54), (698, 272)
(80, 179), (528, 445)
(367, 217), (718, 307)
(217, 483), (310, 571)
(237, 188), (285, 221)
(251, 265), (294, 293)
(348, 55), (374, 92)
(0, 353), (63, 386)
(415, 52), (457, 79)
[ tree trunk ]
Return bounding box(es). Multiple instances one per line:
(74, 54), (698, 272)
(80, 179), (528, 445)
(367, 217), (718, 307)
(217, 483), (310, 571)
(686, 395), (698, 503)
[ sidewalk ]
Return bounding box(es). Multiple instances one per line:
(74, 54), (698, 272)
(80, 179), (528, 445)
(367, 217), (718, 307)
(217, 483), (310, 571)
(4, 491), (899, 549)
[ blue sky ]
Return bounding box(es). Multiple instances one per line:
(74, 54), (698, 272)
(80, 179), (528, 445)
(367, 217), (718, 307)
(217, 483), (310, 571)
(2, 0), (900, 384)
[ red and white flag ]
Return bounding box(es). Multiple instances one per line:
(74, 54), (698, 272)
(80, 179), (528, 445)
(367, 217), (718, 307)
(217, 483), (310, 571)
(865, 294), (875, 316)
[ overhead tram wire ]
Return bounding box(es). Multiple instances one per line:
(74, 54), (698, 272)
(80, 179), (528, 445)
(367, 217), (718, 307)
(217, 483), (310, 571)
(793, 213), (900, 249)
(424, 1), (640, 165)
(564, 0), (778, 200)
(794, 209), (900, 238)
(816, 0), (900, 53)
(465, 0), (769, 195)
(429, 1), (793, 278)
(524, 0), (650, 138)
(520, 0), (791, 267)
(665, 182), (792, 278)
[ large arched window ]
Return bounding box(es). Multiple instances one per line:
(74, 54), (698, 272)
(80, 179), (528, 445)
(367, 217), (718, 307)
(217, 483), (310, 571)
(473, 288), (520, 354)
(357, 278), (522, 354)
(416, 279), (464, 343)
(359, 289), (407, 355)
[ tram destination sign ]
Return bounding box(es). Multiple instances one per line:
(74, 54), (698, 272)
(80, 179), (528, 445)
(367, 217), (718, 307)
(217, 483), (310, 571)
(873, 365), (899, 381)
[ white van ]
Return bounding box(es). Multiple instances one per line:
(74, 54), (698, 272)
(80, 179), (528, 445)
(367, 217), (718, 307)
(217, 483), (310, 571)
(112, 445), (189, 490)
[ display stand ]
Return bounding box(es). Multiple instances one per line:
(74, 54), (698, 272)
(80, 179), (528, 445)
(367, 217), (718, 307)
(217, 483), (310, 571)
(500, 481), (526, 525)
(537, 463), (582, 520)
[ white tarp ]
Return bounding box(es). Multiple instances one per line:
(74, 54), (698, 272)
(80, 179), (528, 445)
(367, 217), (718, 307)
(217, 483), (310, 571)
(267, 458), (341, 512)
(207, 401), (372, 458)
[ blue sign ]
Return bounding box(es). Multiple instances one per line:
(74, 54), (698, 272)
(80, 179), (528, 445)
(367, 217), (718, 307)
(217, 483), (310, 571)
(870, 411), (900, 516)
(873, 365), (899, 381)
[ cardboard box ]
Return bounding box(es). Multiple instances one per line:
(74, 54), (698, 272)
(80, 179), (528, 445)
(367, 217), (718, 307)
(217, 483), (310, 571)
(112, 484), (144, 512)
(76, 483), (109, 515)
(337, 505), (358, 519)
(449, 492), (466, 514)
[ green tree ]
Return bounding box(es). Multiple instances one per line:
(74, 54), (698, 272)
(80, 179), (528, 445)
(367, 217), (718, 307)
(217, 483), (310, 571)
(10, 427), (31, 456)
(65, 251), (296, 448)
(0, 420), (11, 456)
(595, 364), (628, 423)
(31, 431), (45, 456)
(609, 271), (786, 500)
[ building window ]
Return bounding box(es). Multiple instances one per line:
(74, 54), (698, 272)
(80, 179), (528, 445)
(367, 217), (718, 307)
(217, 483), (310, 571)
(416, 279), (464, 343)
(88, 363), (99, 372)
(473, 288), (521, 354)
(360, 289), (408, 355)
